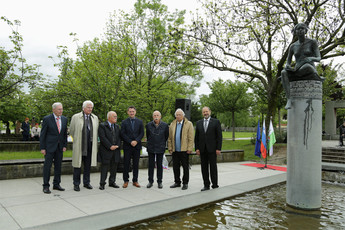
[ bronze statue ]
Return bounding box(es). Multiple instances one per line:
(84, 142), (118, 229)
(281, 23), (322, 109)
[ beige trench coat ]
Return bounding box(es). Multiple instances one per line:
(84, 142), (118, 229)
(70, 111), (99, 168)
(168, 118), (194, 152)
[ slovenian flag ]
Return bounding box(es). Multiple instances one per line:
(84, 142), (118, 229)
(254, 119), (261, 157)
(260, 119), (267, 159)
(268, 118), (276, 156)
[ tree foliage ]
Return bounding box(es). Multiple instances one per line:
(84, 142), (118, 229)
(0, 17), (41, 100)
(200, 79), (253, 140)
(53, 0), (202, 123)
(182, 0), (345, 127)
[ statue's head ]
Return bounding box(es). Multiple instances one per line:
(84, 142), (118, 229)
(292, 23), (309, 35)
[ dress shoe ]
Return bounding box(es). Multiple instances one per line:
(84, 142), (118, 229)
(74, 185), (80, 191)
(99, 185), (105, 190)
(84, 184), (93, 189)
(201, 187), (210, 191)
(182, 184), (188, 190)
(158, 183), (163, 189)
(43, 187), (51, 194)
(133, 182), (141, 188)
(170, 183), (181, 188)
(109, 183), (120, 188)
(53, 185), (65, 191)
(147, 183), (153, 188)
(212, 185), (219, 189)
(123, 182), (129, 188)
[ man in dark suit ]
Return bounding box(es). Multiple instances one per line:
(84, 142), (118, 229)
(40, 102), (68, 194)
(195, 106), (222, 191)
(120, 106), (144, 188)
(98, 111), (121, 190)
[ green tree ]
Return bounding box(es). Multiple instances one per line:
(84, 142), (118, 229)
(0, 17), (41, 100)
(182, 0), (345, 128)
(53, 0), (202, 123)
(200, 79), (253, 140)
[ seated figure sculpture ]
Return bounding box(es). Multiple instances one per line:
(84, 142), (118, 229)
(281, 22), (322, 109)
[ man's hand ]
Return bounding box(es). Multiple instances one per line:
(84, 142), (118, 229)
(196, 149), (200, 155)
(63, 147), (67, 152)
(187, 150), (192, 154)
(216, 150), (221, 155)
(41, 149), (46, 155)
(110, 145), (119, 150)
(131, 140), (138, 147)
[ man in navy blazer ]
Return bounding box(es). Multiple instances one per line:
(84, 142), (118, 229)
(195, 106), (222, 191)
(40, 102), (68, 194)
(120, 106), (144, 188)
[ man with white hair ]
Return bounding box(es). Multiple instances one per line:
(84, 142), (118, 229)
(40, 102), (68, 194)
(70, 100), (99, 191)
(168, 108), (194, 190)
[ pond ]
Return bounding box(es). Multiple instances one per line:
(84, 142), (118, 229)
(121, 182), (345, 229)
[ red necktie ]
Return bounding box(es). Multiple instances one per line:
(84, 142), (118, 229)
(56, 117), (61, 133)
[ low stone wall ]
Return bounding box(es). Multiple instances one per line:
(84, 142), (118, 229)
(0, 150), (244, 180)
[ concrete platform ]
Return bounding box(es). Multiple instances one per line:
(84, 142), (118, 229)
(0, 161), (286, 230)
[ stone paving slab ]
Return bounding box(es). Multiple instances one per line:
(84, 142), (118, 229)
(0, 161), (287, 230)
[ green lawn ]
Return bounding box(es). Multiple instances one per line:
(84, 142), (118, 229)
(0, 150), (73, 160)
(222, 131), (255, 139)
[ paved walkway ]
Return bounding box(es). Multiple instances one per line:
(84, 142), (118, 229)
(0, 161), (286, 230)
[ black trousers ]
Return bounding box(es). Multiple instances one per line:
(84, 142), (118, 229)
(43, 148), (63, 188)
(200, 150), (218, 188)
(340, 134), (344, 146)
(73, 141), (92, 186)
(100, 153), (119, 186)
(172, 151), (189, 185)
(148, 153), (163, 183)
(123, 147), (140, 182)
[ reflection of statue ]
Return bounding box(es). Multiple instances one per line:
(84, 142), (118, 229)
(281, 23), (322, 109)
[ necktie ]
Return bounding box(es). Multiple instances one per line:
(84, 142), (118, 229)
(86, 115), (90, 130)
(56, 117), (61, 133)
(131, 119), (135, 130)
(204, 119), (208, 132)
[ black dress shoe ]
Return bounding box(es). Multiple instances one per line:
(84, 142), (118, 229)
(170, 183), (181, 188)
(43, 187), (51, 194)
(212, 185), (219, 189)
(99, 185), (105, 190)
(109, 183), (120, 188)
(158, 183), (163, 189)
(182, 184), (188, 190)
(53, 185), (65, 191)
(84, 184), (93, 189)
(74, 185), (80, 191)
(201, 187), (210, 191)
(147, 183), (153, 188)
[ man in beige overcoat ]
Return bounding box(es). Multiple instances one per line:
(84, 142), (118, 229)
(70, 100), (99, 191)
(168, 108), (194, 190)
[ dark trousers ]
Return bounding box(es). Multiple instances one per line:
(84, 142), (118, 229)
(172, 151), (189, 185)
(43, 148), (63, 188)
(200, 150), (218, 188)
(123, 147), (140, 182)
(340, 135), (344, 146)
(100, 154), (119, 186)
(148, 153), (163, 183)
(73, 142), (92, 186)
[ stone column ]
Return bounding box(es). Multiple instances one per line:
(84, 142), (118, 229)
(286, 80), (322, 210)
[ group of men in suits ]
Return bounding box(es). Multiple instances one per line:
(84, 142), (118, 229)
(40, 101), (222, 194)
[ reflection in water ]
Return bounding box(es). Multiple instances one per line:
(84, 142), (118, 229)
(123, 183), (345, 229)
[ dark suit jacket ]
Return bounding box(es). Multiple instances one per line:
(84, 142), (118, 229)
(98, 121), (121, 164)
(40, 113), (68, 153)
(120, 117), (144, 150)
(195, 117), (222, 153)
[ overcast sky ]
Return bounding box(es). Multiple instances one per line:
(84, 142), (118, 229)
(0, 0), (235, 99)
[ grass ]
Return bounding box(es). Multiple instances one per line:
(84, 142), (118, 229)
(0, 150), (73, 160)
(222, 131), (255, 139)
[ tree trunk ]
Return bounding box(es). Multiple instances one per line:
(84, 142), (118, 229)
(278, 108), (281, 135)
(6, 121), (10, 135)
(232, 111), (235, 141)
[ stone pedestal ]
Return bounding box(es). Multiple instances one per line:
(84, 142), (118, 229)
(286, 80), (322, 210)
